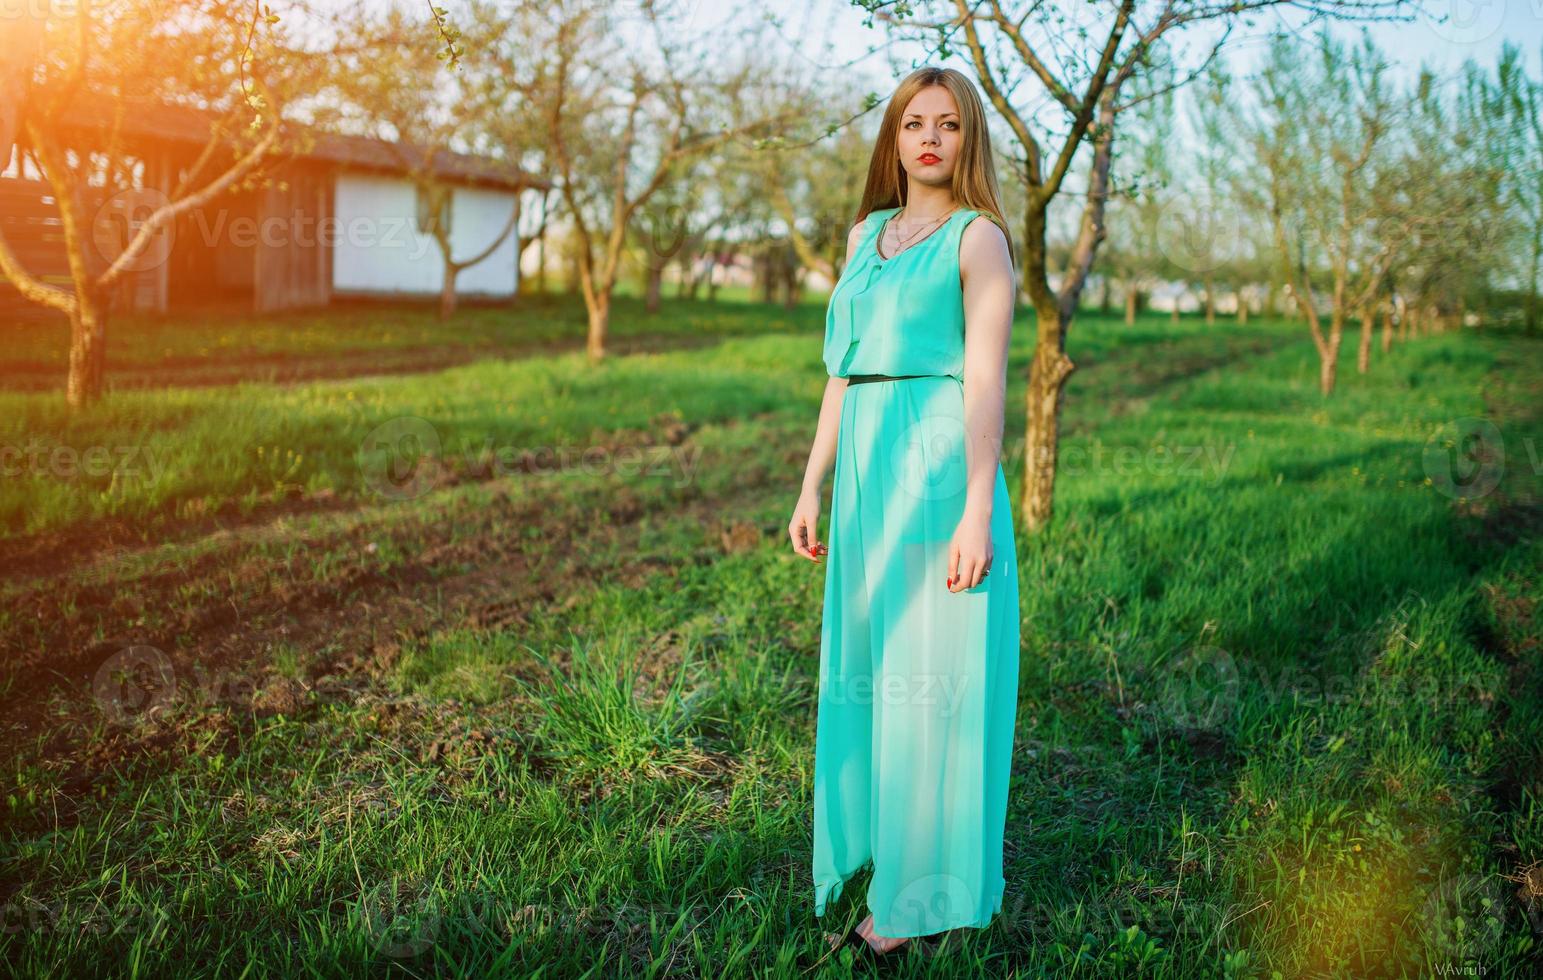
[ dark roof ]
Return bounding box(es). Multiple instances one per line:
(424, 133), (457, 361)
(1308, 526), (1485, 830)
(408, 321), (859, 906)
(53, 96), (550, 191)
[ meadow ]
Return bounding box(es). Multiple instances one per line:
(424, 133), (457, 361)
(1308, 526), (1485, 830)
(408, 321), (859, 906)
(0, 294), (1538, 977)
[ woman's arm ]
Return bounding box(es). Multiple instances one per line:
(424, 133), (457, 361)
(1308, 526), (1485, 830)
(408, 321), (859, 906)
(800, 374), (849, 500)
(789, 220), (864, 560)
(957, 214), (1015, 521)
(946, 213), (1014, 593)
(798, 219), (865, 496)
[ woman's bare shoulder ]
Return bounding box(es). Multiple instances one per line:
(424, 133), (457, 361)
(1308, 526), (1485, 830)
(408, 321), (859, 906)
(959, 212), (1011, 273)
(845, 218), (865, 264)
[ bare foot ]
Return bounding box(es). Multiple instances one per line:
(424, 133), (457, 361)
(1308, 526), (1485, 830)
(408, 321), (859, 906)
(825, 914), (910, 953)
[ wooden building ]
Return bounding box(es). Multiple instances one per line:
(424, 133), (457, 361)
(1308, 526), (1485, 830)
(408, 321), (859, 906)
(0, 98), (550, 320)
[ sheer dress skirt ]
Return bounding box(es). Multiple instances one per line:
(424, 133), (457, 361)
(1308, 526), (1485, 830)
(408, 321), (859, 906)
(811, 374), (1020, 938)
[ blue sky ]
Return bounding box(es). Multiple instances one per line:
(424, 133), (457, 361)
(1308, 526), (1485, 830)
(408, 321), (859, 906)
(758, 0), (1540, 94)
(346, 2), (1539, 97)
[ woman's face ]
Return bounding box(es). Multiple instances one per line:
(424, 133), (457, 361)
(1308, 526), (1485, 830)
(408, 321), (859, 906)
(896, 85), (961, 187)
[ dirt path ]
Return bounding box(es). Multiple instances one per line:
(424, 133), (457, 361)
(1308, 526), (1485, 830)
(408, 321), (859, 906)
(0, 329), (730, 392)
(0, 411), (791, 836)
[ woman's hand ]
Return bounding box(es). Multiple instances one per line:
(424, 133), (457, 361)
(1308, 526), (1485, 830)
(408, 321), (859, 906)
(788, 490), (827, 562)
(947, 506), (992, 591)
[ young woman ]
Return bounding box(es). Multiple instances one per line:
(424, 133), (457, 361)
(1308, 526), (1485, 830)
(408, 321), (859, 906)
(788, 66), (1021, 960)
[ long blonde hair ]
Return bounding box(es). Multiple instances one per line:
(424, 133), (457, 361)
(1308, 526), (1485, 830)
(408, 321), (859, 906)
(854, 66), (1017, 273)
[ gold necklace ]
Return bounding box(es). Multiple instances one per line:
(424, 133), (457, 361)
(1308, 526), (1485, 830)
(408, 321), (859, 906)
(880, 204), (958, 258)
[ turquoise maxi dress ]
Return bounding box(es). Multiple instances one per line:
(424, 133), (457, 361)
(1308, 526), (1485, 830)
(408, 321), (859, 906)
(812, 206), (1021, 938)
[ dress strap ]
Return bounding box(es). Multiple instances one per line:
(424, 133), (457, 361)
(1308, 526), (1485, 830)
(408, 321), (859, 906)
(949, 208), (983, 248)
(862, 207), (899, 240)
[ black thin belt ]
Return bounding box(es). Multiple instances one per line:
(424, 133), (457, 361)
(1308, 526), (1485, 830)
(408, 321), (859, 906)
(844, 373), (941, 385)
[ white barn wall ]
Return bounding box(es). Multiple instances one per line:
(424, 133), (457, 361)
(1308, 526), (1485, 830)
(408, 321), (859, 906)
(332, 172), (519, 297)
(449, 185), (520, 295)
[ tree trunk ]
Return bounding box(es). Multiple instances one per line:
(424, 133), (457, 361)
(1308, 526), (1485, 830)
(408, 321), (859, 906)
(1124, 282), (1137, 325)
(678, 253), (697, 299)
(759, 251), (776, 303)
(439, 264), (457, 320)
(67, 296), (107, 408)
(1526, 234), (1540, 333)
(565, 246), (581, 295)
(1204, 274), (1215, 325)
(536, 225), (548, 295)
(1320, 309), (1343, 396)
(645, 259), (664, 313)
(1023, 306), (1076, 532)
(1238, 288), (1249, 325)
(586, 289), (610, 360)
(1380, 300), (1393, 353)
(1099, 275), (1111, 314)
(1356, 302), (1373, 374)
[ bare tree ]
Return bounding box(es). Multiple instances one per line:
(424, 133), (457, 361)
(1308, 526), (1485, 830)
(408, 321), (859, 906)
(1185, 59), (1245, 325)
(1245, 29), (1393, 394)
(1239, 29), (1480, 393)
(868, 0), (1414, 529)
(1102, 57), (1177, 327)
(0, 3), (48, 167)
(1400, 62), (1511, 338)
(762, 96), (881, 290)
(1502, 44), (1543, 334)
(1473, 43), (1540, 334)
(322, 2), (538, 320)
(491, 0), (801, 359)
(0, 0), (316, 408)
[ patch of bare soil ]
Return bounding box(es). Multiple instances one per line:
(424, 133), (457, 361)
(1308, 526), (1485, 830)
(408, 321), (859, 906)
(0, 415), (791, 843)
(0, 330), (729, 393)
(1067, 331), (1297, 425)
(0, 409), (696, 584)
(1463, 335), (1543, 944)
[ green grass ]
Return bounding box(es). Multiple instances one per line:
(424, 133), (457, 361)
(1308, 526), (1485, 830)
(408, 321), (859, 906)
(0, 305), (1537, 977)
(0, 297), (815, 539)
(1, 286), (795, 372)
